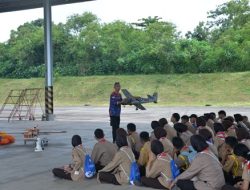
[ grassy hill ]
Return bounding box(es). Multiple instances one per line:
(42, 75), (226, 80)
(0, 72), (250, 106)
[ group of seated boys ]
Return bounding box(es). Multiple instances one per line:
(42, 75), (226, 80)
(53, 110), (250, 190)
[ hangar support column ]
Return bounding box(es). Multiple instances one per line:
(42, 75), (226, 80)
(44, 0), (54, 121)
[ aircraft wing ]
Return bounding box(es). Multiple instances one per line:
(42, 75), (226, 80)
(135, 104), (146, 110)
(121, 89), (133, 99)
(38, 131), (67, 135)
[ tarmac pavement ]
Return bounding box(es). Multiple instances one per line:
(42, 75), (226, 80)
(0, 106), (250, 190)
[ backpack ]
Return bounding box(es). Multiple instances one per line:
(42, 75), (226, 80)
(180, 146), (197, 164)
(170, 159), (180, 179)
(84, 154), (96, 178)
(129, 161), (141, 185)
(121, 148), (140, 185)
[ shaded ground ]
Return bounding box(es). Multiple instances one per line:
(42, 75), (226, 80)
(0, 106), (250, 190)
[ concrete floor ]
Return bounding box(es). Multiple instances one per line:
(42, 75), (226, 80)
(1, 106), (250, 190)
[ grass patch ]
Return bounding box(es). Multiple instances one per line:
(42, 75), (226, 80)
(0, 72), (250, 106)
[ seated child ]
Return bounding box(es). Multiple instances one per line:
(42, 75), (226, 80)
(221, 144), (250, 190)
(171, 113), (180, 125)
(138, 131), (151, 176)
(91, 129), (117, 172)
(181, 115), (196, 134)
(150, 121), (161, 141)
(172, 136), (193, 172)
(127, 123), (142, 159)
(141, 140), (172, 190)
(174, 123), (193, 146)
(222, 119), (237, 138)
(171, 135), (225, 190)
(236, 127), (250, 150)
(159, 118), (177, 141)
(98, 128), (134, 185)
(154, 127), (174, 157)
(198, 128), (218, 157)
(52, 135), (86, 181)
(196, 116), (215, 138)
(223, 136), (243, 185)
(234, 144), (250, 190)
(214, 122), (227, 149)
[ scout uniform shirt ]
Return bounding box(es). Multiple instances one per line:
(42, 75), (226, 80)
(241, 139), (250, 150)
(175, 149), (225, 190)
(242, 162), (250, 189)
(70, 146), (86, 181)
(127, 131), (143, 153)
(138, 141), (151, 166)
(146, 152), (172, 189)
(164, 123), (177, 141)
(159, 137), (174, 157)
(214, 131), (226, 149)
(180, 130), (193, 146)
(91, 138), (117, 166)
(98, 146), (134, 185)
(185, 121), (196, 134)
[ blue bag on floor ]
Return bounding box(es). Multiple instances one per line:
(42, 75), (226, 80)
(170, 159), (180, 179)
(84, 154), (96, 178)
(129, 161), (141, 185)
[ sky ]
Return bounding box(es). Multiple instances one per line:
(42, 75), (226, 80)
(0, 0), (229, 42)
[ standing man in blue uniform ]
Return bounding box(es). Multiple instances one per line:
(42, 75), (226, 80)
(109, 82), (123, 143)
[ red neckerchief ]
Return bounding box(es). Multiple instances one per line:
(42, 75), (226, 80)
(181, 146), (189, 152)
(99, 138), (106, 143)
(244, 160), (250, 170)
(201, 147), (209, 153)
(217, 131), (226, 140)
(158, 152), (167, 158)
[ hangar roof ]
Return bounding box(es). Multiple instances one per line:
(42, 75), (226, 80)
(0, 0), (93, 13)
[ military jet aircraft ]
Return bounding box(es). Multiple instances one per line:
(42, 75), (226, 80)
(121, 89), (158, 110)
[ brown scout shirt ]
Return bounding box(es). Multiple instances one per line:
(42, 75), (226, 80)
(70, 146), (86, 181)
(214, 132), (226, 149)
(150, 131), (157, 141)
(180, 131), (193, 146)
(159, 137), (174, 157)
(98, 146), (134, 185)
(138, 141), (151, 166)
(164, 124), (177, 141)
(175, 150), (225, 190)
(242, 163), (250, 184)
(241, 139), (250, 150)
(207, 119), (215, 134)
(91, 138), (117, 166)
(185, 122), (196, 134)
(146, 152), (172, 189)
(127, 131), (143, 153)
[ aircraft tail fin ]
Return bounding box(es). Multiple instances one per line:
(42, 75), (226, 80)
(153, 92), (158, 103)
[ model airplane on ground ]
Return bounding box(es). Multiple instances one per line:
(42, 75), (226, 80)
(121, 89), (158, 110)
(2, 126), (66, 151)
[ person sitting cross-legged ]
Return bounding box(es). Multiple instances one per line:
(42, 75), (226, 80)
(91, 129), (117, 172)
(141, 140), (172, 190)
(170, 135), (225, 190)
(98, 128), (134, 185)
(137, 131), (151, 176)
(52, 135), (86, 181)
